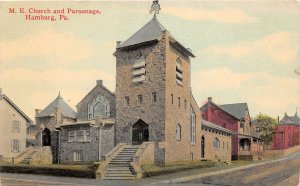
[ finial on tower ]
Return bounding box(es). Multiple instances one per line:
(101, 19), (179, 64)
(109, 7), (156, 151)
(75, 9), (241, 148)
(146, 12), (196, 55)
(58, 91), (61, 98)
(150, 0), (161, 17)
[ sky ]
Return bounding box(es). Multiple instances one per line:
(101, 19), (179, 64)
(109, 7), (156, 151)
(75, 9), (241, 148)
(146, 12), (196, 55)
(0, 1), (299, 120)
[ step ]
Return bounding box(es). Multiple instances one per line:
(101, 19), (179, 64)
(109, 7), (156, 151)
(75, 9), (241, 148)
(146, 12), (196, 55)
(104, 173), (135, 177)
(103, 177), (135, 180)
(106, 167), (131, 170)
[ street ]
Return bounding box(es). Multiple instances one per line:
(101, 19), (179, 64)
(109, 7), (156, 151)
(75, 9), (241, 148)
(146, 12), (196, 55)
(182, 151), (300, 186)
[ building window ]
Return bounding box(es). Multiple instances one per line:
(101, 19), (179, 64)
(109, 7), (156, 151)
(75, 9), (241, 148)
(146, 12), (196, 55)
(68, 130), (90, 142)
(213, 138), (220, 149)
(11, 139), (20, 153)
(178, 97), (181, 108)
(176, 57), (183, 85)
(152, 92), (157, 103)
(176, 124), (181, 141)
(12, 120), (20, 133)
(184, 100), (187, 110)
(240, 121), (244, 128)
(77, 130), (85, 142)
(190, 106), (196, 144)
(133, 55), (146, 84)
(88, 95), (110, 119)
(125, 96), (130, 106)
(74, 150), (83, 162)
(171, 94), (174, 104)
(227, 142), (229, 149)
(137, 95), (143, 105)
(223, 141), (225, 149)
(68, 131), (75, 142)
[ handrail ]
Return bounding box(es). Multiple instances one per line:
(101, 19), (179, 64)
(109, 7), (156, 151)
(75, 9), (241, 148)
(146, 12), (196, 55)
(133, 142), (151, 164)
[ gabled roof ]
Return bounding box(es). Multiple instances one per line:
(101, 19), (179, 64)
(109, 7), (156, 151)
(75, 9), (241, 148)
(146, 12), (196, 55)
(117, 16), (195, 57)
(279, 112), (300, 125)
(117, 16), (166, 49)
(76, 80), (115, 107)
(219, 103), (249, 120)
(1, 94), (33, 124)
(200, 100), (239, 120)
(36, 93), (76, 119)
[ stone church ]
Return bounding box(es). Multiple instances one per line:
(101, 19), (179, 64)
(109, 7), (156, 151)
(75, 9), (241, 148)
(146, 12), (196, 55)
(26, 2), (232, 178)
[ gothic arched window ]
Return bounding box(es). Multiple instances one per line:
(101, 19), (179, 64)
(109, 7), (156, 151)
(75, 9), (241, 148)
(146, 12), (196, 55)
(88, 95), (110, 119)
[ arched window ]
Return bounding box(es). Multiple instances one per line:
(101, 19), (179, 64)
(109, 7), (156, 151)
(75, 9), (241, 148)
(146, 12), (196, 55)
(190, 106), (196, 144)
(213, 138), (220, 149)
(88, 95), (110, 119)
(176, 124), (181, 141)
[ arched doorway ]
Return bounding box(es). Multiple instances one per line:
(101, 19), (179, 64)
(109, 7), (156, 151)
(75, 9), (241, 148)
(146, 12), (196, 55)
(132, 120), (149, 145)
(201, 136), (205, 158)
(42, 128), (51, 146)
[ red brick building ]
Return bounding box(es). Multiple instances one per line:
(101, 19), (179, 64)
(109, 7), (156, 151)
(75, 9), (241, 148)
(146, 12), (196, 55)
(272, 112), (300, 150)
(201, 97), (263, 160)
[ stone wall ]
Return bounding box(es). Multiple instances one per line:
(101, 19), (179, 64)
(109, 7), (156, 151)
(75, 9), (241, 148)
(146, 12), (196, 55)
(201, 129), (232, 162)
(76, 82), (116, 121)
(100, 124), (115, 159)
(115, 40), (166, 145)
(59, 125), (99, 164)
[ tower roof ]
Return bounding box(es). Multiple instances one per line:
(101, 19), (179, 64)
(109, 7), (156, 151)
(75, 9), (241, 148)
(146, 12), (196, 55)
(117, 16), (195, 57)
(117, 16), (166, 49)
(36, 93), (76, 119)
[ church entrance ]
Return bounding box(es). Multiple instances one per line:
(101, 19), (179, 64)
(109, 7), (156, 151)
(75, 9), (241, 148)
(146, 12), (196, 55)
(42, 128), (51, 146)
(132, 120), (149, 145)
(201, 136), (205, 158)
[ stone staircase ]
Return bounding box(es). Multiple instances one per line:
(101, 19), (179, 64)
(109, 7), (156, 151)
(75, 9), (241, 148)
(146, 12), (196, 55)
(103, 145), (140, 180)
(19, 148), (39, 164)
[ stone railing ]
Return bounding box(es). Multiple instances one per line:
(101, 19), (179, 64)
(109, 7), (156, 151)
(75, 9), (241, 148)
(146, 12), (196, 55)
(30, 146), (52, 165)
(14, 146), (34, 163)
(131, 142), (154, 179)
(96, 143), (126, 179)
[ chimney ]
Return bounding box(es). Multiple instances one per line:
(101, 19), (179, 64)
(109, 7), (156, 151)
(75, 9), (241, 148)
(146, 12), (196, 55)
(116, 41), (121, 47)
(277, 116), (280, 124)
(208, 97), (212, 102)
(96, 80), (103, 86)
(207, 97), (213, 121)
(35, 109), (41, 116)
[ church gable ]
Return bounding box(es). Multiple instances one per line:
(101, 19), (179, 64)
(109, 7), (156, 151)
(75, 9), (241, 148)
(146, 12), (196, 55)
(76, 80), (115, 121)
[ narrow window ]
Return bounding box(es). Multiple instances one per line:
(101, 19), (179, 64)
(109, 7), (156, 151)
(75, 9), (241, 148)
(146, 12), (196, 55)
(12, 120), (20, 133)
(11, 139), (20, 152)
(77, 130), (84, 142)
(184, 100), (187, 110)
(176, 124), (181, 141)
(227, 142), (229, 149)
(105, 105), (110, 117)
(190, 106), (196, 144)
(223, 141), (225, 149)
(68, 131), (75, 142)
(137, 95), (143, 105)
(125, 96), (130, 106)
(171, 94), (173, 104)
(178, 97), (181, 108)
(74, 150), (83, 162)
(152, 92), (157, 103)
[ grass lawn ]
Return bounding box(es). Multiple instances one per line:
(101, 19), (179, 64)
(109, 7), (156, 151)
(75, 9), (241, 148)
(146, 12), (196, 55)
(142, 160), (217, 177)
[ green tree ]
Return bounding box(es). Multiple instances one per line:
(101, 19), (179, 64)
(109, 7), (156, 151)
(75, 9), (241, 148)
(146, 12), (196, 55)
(255, 113), (277, 148)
